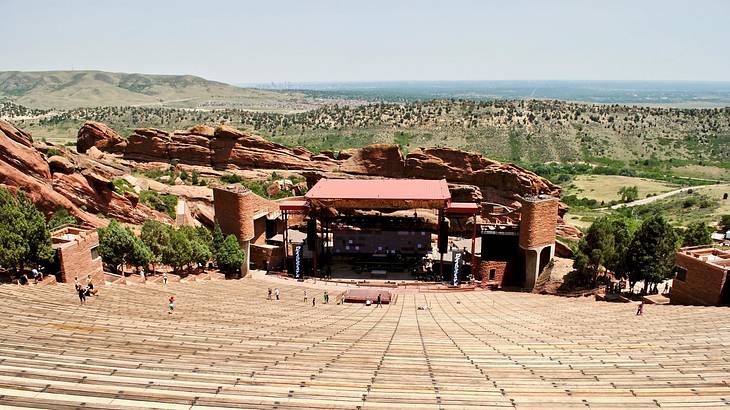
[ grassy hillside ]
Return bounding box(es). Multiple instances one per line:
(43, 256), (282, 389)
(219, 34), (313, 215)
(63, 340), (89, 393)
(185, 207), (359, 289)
(5, 99), (730, 165)
(564, 175), (679, 204)
(0, 70), (320, 111)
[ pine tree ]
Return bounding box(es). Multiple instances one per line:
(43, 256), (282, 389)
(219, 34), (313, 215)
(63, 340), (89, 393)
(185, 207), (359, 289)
(140, 220), (171, 273)
(681, 221), (713, 247)
(625, 215), (679, 292)
(216, 235), (245, 274)
(98, 219), (137, 274)
(0, 188), (53, 273)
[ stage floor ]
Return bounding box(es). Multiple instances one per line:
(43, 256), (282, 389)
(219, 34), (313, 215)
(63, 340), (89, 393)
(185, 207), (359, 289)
(319, 256), (452, 282)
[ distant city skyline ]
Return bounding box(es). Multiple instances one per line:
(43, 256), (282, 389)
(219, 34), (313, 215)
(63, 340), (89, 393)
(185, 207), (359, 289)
(3, 0), (729, 84)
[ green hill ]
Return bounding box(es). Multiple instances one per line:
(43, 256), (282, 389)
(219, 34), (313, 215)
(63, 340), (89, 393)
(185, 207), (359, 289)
(0, 70), (308, 110)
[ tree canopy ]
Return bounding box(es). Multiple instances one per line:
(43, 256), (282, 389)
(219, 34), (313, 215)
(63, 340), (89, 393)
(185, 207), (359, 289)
(618, 185), (639, 203)
(681, 221), (713, 247)
(0, 188), (53, 272)
(47, 207), (77, 231)
(216, 234), (245, 273)
(573, 215), (639, 286)
(625, 215), (679, 289)
(98, 220), (156, 273)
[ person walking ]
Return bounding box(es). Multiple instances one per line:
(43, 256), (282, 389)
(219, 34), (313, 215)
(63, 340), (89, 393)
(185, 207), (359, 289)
(324, 290), (329, 304)
(168, 296), (176, 315)
(275, 288), (280, 300)
(267, 288), (272, 300)
(304, 289), (308, 302)
(312, 296), (316, 307)
(376, 294), (382, 308)
(636, 301), (645, 316)
(163, 272), (168, 286)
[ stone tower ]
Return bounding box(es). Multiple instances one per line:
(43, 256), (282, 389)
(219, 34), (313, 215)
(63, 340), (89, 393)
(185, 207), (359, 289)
(519, 195), (559, 289)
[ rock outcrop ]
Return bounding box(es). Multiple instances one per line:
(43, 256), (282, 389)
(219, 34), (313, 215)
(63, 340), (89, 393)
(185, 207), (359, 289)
(0, 120), (50, 179)
(83, 122), (562, 208)
(339, 144), (405, 178)
(119, 125), (338, 171)
(404, 147), (560, 205)
(0, 120), (171, 227)
(77, 121), (127, 154)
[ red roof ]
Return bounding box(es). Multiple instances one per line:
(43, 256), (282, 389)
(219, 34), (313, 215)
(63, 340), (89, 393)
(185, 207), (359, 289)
(306, 179), (451, 201)
(445, 202), (480, 215)
(279, 200), (308, 212)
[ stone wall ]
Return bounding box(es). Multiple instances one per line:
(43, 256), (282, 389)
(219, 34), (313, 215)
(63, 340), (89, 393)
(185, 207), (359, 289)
(55, 229), (104, 286)
(213, 185), (279, 244)
(478, 259), (507, 287)
(250, 244), (285, 271)
(671, 252), (729, 306)
(518, 196), (559, 250)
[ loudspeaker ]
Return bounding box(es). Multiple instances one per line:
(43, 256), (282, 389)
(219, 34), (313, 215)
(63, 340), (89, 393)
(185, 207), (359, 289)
(265, 218), (277, 239)
(438, 220), (449, 254)
(307, 219), (316, 250)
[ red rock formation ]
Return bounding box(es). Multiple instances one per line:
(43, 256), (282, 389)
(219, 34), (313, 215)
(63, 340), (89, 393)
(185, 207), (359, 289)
(77, 121), (127, 154)
(83, 122), (562, 208)
(0, 120), (171, 227)
(52, 173), (169, 225)
(405, 147), (560, 201)
(338, 144), (405, 178)
(125, 128), (171, 162)
(0, 120), (50, 179)
(210, 125), (334, 170)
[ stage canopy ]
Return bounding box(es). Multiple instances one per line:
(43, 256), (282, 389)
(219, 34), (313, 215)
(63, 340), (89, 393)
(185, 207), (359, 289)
(305, 178), (452, 210)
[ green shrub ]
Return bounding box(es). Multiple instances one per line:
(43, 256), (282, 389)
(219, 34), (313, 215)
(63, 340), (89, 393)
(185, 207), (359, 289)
(220, 174), (243, 184)
(112, 178), (134, 194)
(139, 191), (177, 219)
(46, 148), (62, 157)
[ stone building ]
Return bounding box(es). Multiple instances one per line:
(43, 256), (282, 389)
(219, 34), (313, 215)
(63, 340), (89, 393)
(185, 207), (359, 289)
(671, 246), (730, 306)
(212, 185), (283, 274)
(51, 226), (104, 285)
(479, 195), (559, 290)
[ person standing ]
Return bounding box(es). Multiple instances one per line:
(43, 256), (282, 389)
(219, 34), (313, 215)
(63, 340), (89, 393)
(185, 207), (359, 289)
(312, 296), (316, 307)
(304, 290), (308, 302)
(163, 272), (168, 286)
(268, 288), (272, 300)
(77, 285), (86, 306)
(275, 288), (280, 300)
(376, 294), (382, 308)
(324, 290), (329, 304)
(168, 296), (176, 314)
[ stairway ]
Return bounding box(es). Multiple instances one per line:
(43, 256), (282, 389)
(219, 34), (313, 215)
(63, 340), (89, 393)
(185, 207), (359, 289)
(0, 278), (728, 408)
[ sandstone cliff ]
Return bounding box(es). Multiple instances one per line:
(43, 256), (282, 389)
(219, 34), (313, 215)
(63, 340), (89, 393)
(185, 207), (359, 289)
(77, 121), (127, 154)
(82, 122), (561, 206)
(1, 120), (171, 227)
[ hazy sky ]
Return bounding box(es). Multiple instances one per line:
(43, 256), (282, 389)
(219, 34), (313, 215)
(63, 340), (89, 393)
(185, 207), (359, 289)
(2, 0), (729, 84)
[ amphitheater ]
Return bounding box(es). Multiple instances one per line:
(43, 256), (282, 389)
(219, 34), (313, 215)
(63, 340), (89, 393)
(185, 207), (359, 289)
(1, 277), (729, 409)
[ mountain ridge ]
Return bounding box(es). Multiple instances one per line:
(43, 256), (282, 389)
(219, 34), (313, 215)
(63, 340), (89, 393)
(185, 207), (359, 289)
(0, 70), (305, 110)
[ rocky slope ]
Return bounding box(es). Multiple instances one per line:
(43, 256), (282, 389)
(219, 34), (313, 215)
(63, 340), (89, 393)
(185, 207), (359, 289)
(0, 120), (171, 227)
(80, 122), (560, 207)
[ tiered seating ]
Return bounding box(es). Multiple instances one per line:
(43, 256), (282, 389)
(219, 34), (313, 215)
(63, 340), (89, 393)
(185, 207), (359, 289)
(0, 279), (729, 408)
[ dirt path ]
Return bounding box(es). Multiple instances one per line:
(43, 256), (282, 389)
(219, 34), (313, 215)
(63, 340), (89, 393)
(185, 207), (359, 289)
(608, 183), (730, 209)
